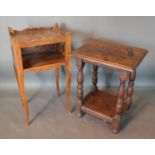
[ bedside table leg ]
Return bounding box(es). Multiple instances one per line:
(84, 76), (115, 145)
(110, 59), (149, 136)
(18, 73), (29, 126)
(92, 65), (98, 91)
(14, 67), (24, 106)
(126, 71), (136, 111)
(66, 61), (71, 113)
(112, 71), (128, 133)
(55, 67), (60, 96)
(76, 58), (85, 117)
(65, 33), (71, 113)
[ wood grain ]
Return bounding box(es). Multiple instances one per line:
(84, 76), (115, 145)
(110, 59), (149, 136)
(22, 51), (65, 72)
(76, 58), (85, 117)
(112, 71), (128, 133)
(75, 38), (147, 133)
(74, 38), (148, 72)
(92, 65), (98, 91)
(11, 23), (66, 48)
(81, 90), (128, 122)
(8, 23), (71, 125)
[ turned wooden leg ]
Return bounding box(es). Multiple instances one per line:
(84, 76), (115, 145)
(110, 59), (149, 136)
(76, 58), (85, 117)
(112, 71), (128, 133)
(92, 65), (98, 91)
(55, 67), (60, 96)
(18, 73), (29, 126)
(66, 62), (71, 113)
(126, 71), (136, 110)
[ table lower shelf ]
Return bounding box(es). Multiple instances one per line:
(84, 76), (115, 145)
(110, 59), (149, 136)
(81, 90), (128, 123)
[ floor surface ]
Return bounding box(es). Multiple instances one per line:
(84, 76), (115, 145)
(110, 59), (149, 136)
(0, 85), (155, 138)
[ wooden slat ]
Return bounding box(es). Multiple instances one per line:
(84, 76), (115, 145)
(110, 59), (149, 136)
(19, 37), (66, 48)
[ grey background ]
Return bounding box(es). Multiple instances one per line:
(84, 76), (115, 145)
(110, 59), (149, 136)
(0, 16), (154, 90)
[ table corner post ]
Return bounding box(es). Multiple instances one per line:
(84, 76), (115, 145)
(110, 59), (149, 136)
(112, 70), (128, 133)
(92, 65), (98, 91)
(126, 71), (136, 111)
(76, 57), (85, 117)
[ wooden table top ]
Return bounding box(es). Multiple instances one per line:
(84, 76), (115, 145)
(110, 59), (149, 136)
(14, 27), (65, 41)
(74, 38), (148, 72)
(10, 24), (67, 47)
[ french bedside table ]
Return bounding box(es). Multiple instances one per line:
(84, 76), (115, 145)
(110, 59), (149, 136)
(8, 23), (71, 125)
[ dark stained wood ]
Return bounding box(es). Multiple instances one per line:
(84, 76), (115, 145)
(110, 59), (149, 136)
(76, 58), (85, 117)
(74, 38), (148, 133)
(112, 71), (128, 133)
(126, 71), (136, 110)
(81, 90), (128, 122)
(74, 38), (148, 72)
(8, 23), (71, 125)
(22, 44), (60, 54)
(92, 65), (98, 91)
(82, 91), (116, 122)
(22, 50), (65, 72)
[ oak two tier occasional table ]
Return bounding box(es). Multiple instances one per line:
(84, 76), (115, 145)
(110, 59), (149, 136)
(74, 38), (148, 133)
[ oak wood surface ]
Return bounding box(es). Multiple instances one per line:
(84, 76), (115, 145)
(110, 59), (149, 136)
(82, 90), (127, 123)
(22, 51), (65, 72)
(82, 90), (116, 122)
(76, 58), (85, 117)
(11, 25), (66, 48)
(8, 23), (71, 125)
(74, 38), (148, 72)
(112, 71), (128, 133)
(75, 38), (148, 133)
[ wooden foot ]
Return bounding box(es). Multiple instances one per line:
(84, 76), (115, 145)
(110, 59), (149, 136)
(25, 101), (30, 126)
(112, 115), (121, 133)
(76, 111), (82, 117)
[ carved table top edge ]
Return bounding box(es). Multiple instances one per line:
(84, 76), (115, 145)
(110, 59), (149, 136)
(73, 38), (148, 72)
(73, 55), (135, 72)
